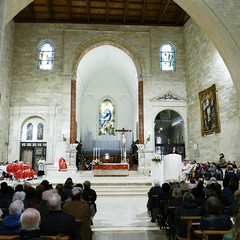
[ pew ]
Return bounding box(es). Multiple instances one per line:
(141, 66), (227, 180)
(194, 230), (228, 240)
(0, 235), (70, 239)
(176, 216), (201, 240)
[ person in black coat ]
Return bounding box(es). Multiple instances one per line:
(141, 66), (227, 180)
(199, 196), (232, 231)
(146, 180), (162, 222)
(13, 208), (52, 240)
(40, 193), (78, 240)
(175, 192), (202, 238)
(82, 180), (97, 224)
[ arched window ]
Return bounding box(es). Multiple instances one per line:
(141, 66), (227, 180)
(37, 40), (54, 70)
(160, 42), (175, 71)
(26, 123), (33, 140)
(37, 123), (44, 140)
(99, 99), (115, 136)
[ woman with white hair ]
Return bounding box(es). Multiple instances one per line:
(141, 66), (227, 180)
(0, 200), (24, 235)
(147, 180), (162, 222)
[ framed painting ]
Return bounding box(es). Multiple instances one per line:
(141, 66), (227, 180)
(198, 84), (221, 136)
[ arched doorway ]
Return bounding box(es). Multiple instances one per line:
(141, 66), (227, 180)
(76, 44), (139, 169)
(154, 109), (185, 159)
(20, 117), (47, 170)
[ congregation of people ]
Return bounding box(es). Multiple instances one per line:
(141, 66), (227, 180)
(0, 177), (97, 240)
(147, 157), (240, 240)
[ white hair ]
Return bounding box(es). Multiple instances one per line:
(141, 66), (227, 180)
(12, 191), (26, 201)
(20, 208), (40, 230)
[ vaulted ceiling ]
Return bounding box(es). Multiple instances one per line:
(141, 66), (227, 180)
(13, 0), (190, 27)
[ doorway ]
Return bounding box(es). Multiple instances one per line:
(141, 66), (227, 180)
(154, 109), (185, 159)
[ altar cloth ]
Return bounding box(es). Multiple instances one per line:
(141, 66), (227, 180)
(92, 163), (129, 176)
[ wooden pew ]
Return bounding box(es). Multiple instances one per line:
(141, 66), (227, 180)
(176, 216), (201, 240)
(194, 230), (228, 240)
(0, 235), (70, 239)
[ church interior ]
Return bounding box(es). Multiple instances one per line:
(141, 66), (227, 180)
(0, 0), (240, 239)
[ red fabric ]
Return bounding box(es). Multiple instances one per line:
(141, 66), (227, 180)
(59, 158), (67, 171)
(92, 163), (129, 170)
(6, 163), (36, 180)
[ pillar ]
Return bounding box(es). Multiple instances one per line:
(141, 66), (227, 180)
(0, 0), (6, 58)
(138, 78), (144, 144)
(70, 77), (76, 144)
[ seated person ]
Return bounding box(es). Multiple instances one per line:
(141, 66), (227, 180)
(40, 193), (78, 240)
(63, 187), (92, 240)
(199, 196), (232, 232)
(13, 208), (52, 240)
(223, 208), (240, 240)
(175, 192), (202, 239)
(146, 180), (162, 222)
(0, 199), (24, 235)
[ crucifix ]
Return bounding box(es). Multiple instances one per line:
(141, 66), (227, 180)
(115, 127), (132, 162)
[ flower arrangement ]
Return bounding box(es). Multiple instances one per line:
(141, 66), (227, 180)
(152, 155), (162, 163)
(92, 159), (102, 165)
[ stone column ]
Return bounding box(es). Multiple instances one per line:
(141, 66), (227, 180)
(0, 0), (6, 58)
(138, 78), (144, 144)
(70, 76), (76, 144)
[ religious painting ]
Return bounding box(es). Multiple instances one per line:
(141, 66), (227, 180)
(198, 84), (221, 136)
(99, 99), (115, 136)
(37, 123), (44, 140)
(26, 123), (33, 140)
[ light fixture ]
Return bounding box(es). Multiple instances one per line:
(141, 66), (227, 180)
(146, 131), (151, 142)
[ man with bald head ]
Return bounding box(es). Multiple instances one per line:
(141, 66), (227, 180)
(13, 208), (52, 239)
(40, 193), (78, 240)
(33, 190), (52, 217)
(63, 187), (92, 240)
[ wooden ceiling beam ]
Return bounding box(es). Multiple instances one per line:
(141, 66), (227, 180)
(158, 0), (170, 24)
(123, 0), (130, 24)
(27, 2), (35, 22)
(66, 0), (72, 22)
(141, 0), (149, 24)
(86, 0), (90, 23)
(106, 0), (109, 23)
(45, 0), (54, 21)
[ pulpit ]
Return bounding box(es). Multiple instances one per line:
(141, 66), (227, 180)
(164, 154), (182, 181)
(150, 153), (182, 183)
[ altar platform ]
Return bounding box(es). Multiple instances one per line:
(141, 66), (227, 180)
(92, 163), (129, 176)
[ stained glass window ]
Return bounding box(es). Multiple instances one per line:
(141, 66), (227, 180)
(99, 99), (115, 136)
(37, 123), (44, 140)
(26, 123), (33, 140)
(160, 42), (175, 71)
(37, 40), (54, 70)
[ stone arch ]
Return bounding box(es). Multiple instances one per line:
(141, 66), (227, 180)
(175, 0), (240, 95)
(69, 34), (145, 79)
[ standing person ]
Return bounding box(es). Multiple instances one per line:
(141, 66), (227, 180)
(219, 153), (226, 167)
(82, 181), (97, 225)
(37, 157), (45, 177)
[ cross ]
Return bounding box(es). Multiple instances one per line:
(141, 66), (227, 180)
(115, 128), (132, 161)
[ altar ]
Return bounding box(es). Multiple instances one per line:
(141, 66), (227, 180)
(92, 163), (129, 176)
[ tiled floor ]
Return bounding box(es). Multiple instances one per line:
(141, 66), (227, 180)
(91, 195), (168, 240)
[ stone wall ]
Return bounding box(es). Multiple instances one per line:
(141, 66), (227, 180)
(9, 23), (187, 163)
(184, 19), (240, 163)
(0, 21), (14, 162)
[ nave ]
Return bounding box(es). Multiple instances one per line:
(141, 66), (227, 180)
(1, 171), (168, 240)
